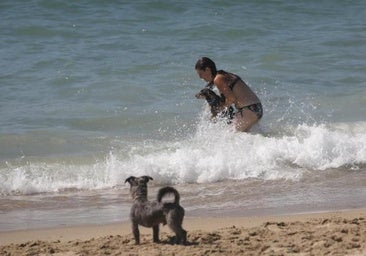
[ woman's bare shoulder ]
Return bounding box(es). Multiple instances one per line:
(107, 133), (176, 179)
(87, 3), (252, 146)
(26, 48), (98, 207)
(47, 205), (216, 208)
(214, 73), (228, 87)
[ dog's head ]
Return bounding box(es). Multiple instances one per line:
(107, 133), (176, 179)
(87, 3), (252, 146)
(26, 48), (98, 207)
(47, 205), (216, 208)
(196, 88), (224, 111)
(125, 176), (153, 201)
(195, 88), (217, 100)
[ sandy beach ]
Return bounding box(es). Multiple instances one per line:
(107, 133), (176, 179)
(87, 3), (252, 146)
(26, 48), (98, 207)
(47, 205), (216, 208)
(2, 1), (366, 255)
(1, 209), (365, 256)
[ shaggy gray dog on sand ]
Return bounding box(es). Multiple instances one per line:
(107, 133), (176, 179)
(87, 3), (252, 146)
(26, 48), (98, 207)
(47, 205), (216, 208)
(125, 176), (187, 245)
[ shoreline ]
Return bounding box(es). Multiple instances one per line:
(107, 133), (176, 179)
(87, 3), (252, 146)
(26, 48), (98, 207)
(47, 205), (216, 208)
(1, 208), (365, 255)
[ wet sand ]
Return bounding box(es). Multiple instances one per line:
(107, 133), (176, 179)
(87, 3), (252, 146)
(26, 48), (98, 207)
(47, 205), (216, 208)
(1, 209), (365, 255)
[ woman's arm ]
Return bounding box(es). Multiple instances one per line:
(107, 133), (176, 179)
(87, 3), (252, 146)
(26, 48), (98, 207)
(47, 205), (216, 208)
(214, 74), (236, 107)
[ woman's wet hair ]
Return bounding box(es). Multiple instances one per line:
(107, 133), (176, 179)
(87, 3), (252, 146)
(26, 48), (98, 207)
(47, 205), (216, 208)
(195, 57), (217, 76)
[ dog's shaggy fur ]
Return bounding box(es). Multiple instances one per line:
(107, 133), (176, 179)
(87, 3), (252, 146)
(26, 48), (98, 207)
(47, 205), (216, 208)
(125, 176), (187, 245)
(195, 88), (224, 118)
(195, 88), (234, 120)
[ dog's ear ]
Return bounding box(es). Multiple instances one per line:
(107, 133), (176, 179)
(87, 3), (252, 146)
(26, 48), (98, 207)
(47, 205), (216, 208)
(195, 90), (204, 99)
(141, 176), (153, 183)
(125, 176), (136, 184)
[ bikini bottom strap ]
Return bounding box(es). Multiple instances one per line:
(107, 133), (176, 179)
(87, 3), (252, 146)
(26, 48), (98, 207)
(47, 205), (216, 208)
(237, 103), (263, 119)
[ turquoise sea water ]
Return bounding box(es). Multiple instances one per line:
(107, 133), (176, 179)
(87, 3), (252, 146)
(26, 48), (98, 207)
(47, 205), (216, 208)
(1, 1), (366, 231)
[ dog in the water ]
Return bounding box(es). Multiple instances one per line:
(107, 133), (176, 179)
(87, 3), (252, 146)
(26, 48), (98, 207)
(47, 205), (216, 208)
(195, 88), (234, 120)
(125, 176), (187, 245)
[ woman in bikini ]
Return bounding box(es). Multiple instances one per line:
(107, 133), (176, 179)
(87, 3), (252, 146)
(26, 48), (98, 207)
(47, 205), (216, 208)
(195, 57), (262, 132)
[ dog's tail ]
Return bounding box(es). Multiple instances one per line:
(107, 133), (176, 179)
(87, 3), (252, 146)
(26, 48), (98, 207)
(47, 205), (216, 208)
(157, 186), (180, 204)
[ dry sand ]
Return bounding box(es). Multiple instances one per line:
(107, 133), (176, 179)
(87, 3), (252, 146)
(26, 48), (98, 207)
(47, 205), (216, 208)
(1, 209), (365, 256)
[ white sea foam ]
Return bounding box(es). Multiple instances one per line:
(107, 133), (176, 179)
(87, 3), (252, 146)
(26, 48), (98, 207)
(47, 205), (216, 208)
(1, 117), (365, 195)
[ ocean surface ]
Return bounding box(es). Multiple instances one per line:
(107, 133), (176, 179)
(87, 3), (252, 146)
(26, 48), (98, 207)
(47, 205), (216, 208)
(1, 0), (366, 232)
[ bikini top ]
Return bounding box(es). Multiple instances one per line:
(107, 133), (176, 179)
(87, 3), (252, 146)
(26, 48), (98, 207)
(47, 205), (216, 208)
(228, 76), (241, 90)
(217, 70), (241, 91)
(205, 70), (242, 92)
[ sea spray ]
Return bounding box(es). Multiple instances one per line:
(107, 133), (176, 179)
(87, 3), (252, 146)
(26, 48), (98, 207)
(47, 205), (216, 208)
(3, 117), (365, 196)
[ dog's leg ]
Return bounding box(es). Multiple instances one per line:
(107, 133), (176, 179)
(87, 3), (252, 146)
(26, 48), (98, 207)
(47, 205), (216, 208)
(180, 228), (187, 245)
(132, 221), (140, 244)
(171, 225), (187, 245)
(152, 225), (160, 243)
(167, 216), (187, 245)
